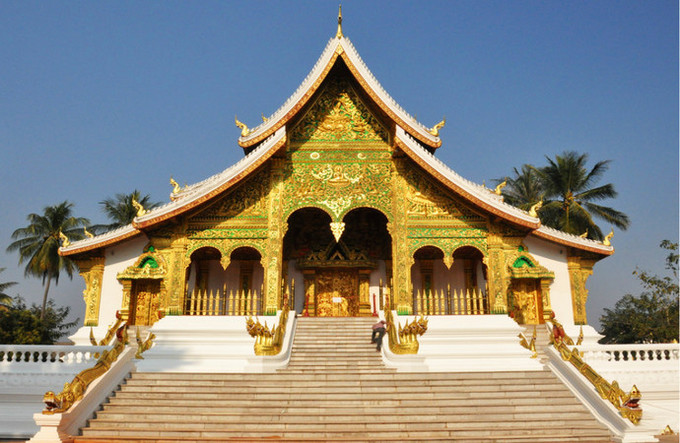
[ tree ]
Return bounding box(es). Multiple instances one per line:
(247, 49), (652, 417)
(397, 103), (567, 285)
(496, 151), (630, 241)
(535, 151), (630, 240)
(495, 165), (543, 211)
(6, 201), (89, 319)
(599, 241), (679, 344)
(0, 268), (17, 306)
(97, 190), (160, 231)
(0, 297), (78, 344)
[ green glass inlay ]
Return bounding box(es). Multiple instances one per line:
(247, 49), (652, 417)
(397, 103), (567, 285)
(512, 257), (533, 268)
(140, 257), (159, 269)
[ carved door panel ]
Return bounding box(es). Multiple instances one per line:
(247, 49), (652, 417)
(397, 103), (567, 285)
(511, 279), (543, 324)
(130, 279), (161, 326)
(315, 269), (359, 317)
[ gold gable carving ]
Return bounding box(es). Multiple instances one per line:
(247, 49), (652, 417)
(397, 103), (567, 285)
(290, 77), (388, 142)
(191, 170), (270, 223)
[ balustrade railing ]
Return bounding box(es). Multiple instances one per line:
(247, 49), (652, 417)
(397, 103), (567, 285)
(579, 343), (679, 364)
(0, 345), (106, 365)
(413, 288), (489, 315)
(184, 289), (262, 316)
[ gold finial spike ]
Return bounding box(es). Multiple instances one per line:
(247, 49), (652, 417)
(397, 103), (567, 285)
(336, 5), (343, 38)
(429, 117), (446, 136)
(603, 228), (614, 246)
(529, 200), (543, 217)
(235, 115), (250, 137)
(170, 177), (180, 194)
(132, 197), (147, 217)
(661, 425), (676, 435)
(494, 179), (507, 195)
(58, 230), (70, 247)
(84, 227), (94, 239)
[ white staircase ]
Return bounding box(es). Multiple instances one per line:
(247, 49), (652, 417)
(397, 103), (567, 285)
(75, 317), (613, 442)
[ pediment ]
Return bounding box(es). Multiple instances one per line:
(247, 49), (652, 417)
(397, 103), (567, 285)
(290, 74), (388, 143)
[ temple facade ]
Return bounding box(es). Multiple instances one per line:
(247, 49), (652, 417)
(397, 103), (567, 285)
(60, 23), (613, 338)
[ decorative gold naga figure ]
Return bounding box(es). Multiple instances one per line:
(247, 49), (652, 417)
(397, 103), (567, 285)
(58, 231), (70, 247)
(170, 177), (181, 194)
(603, 229), (614, 246)
(235, 116), (250, 137)
(494, 179), (507, 195)
(83, 227), (94, 239)
(132, 198), (147, 217)
(429, 117), (446, 136)
(529, 200), (543, 217)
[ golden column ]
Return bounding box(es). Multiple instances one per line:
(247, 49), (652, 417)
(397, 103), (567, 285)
(76, 256), (105, 326)
(264, 160), (285, 315)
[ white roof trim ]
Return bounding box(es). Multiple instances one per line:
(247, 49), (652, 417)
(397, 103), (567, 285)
(136, 127), (286, 223)
(239, 36), (439, 146)
(395, 126), (538, 224)
(534, 225), (614, 253)
(60, 224), (138, 253)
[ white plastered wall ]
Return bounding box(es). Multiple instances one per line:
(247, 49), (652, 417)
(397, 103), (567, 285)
(523, 235), (575, 325)
(98, 235), (149, 327)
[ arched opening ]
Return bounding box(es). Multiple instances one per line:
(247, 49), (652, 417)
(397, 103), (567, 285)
(185, 246), (264, 315)
(411, 245), (489, 315)
(282, 207), (391, 316)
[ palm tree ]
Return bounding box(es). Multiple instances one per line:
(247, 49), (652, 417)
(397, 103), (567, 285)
(6, 201), (89, 319)
(535, 151), (630, 240)
(497, 164), (544, 211)
(97, 190), (160, 231)
(0, 268), (17, 306)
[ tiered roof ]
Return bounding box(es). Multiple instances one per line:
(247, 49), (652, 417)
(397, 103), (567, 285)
(61, 29), (613, 257)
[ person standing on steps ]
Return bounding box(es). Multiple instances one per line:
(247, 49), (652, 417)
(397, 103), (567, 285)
(371, 320), (387, 351)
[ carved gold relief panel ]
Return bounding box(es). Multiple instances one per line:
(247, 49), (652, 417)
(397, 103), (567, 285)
(76, 257), (105, 327)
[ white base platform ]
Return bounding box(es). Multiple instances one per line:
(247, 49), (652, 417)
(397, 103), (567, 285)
(382, 313), (544, 372)
(135, 313), (296, 373)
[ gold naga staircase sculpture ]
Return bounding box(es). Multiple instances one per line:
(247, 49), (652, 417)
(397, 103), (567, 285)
(245, 297), (290, 356)
(384, 296), (428, 354)
(547, 314), (642, 424)
(42, 313), (155, 415)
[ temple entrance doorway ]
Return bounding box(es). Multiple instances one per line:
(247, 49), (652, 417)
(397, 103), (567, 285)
(129, 279), (161, 326)
(510, 279), (544, 324)
(283, 207), (392, 316)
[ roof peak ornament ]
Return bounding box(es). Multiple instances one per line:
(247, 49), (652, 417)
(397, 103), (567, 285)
(235, 115), (251, 137)
(336, 5), (343, 39)
(603, 228), (614, 246)
(429, 117), (446, 136)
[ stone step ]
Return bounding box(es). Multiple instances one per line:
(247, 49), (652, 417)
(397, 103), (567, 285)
(122, 377), (561, 388)
(100, 401), (590, 414)
(128, 370), (556, 381)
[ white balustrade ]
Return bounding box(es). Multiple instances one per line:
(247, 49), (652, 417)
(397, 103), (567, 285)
(0, 345), (106, 366)
(578, 343), (679, 364)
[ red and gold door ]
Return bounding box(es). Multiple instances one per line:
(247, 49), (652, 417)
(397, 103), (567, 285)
(315, 269), (359, 317)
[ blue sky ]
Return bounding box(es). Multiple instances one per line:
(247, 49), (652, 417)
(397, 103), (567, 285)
(0, 1), (677, 331)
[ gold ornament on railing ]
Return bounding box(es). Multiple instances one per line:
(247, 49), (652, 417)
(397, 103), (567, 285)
(246, 297), (289, 356)
(518, 325), (538, 358)
(547, 314), (642, 424)
(89, 312), (124, 346)
(384, 308), (428, 355)
(135, 326), (156, 359)
(43, 324), (128, 414)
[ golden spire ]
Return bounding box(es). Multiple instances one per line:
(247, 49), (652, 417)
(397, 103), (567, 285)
(336, 5), (343, 39)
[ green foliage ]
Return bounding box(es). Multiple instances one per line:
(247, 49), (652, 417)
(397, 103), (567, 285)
(0, 297), (78, 344)
(95, 190), (160, 232)
(0, 268), (17, 306)
(495, 151), (630, 240)
(6, 201), (89, 319)
(599, 241), (679, 344)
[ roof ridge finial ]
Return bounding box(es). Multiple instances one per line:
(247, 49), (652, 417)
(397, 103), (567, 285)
(336, 5), (343, 39)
